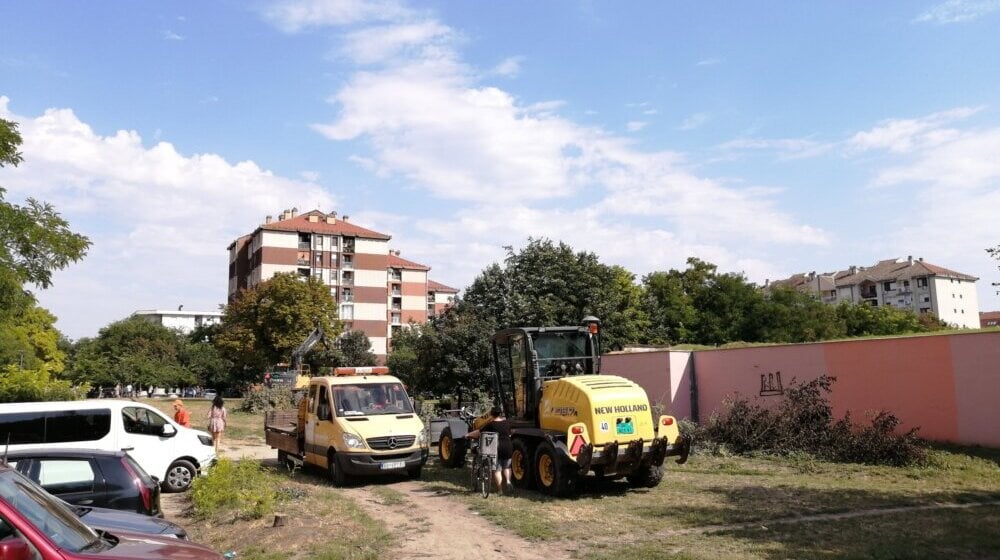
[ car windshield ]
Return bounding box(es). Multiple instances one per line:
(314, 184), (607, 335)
(0, 470), (102, 552)
(333, 383), (414, 416)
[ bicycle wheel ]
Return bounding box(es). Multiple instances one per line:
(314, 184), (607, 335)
(479, 460), (491, 498)
(469, 457), (480, 493)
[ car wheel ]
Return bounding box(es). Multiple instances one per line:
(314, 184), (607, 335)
(327, 452), (348, 487)
(163, 460), (196, 493)
(534, 442), (575, 497)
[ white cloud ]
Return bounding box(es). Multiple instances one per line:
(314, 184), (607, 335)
(626, 121), (647, 132)
(339, 20), (454, 64)
(299, 6), (826, 286)
(696, 57), (721, 66)
(848, 106), (982, 154)
(841, 106), (1000, 305)
(914, 0), (1000, 23)
(678, 112), (709, 131)
(262, 0), (411, 32)
(162, 30), (185, 41)
(717, 136), (834, 160)
(491, 56), (524, 77)
(0, 96), (335, 338)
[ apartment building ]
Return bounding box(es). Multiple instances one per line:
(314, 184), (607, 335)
(227, 208), (456, 358)
(770, 256), (980, 329)
(427, 279), (459, 318)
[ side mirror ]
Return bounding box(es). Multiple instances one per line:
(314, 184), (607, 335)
(0, 537), (35, 560)
(160, 424), (177, 438)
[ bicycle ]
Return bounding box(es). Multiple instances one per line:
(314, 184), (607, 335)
(469, 432), (498, 498)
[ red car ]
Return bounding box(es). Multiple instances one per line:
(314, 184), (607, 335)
(0, 465), (220, 559)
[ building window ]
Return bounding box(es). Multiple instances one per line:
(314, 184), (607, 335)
(883, 281), (893, 291)
(917, 278), (928, 288)
(903, 280), (910, 287)
(297, 268), (310, 278)
(919, 308), (930, 314)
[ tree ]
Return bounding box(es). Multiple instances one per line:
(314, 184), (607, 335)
(0, 119), (90, 314)
(0, 303), (66, 372)
(65, 317), (195, 390)
(835, 302), (944, 337)
(463, 239), (647, 350)
(336, 330), (378, 367)
(388, 303), (495, 405)
(756, 286), (845, 343)
(215, 273), (341, 384)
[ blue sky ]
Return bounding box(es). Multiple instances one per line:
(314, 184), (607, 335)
(2, 0), (999, 339)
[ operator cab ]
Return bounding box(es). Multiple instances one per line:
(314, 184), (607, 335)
(491, 316), (602, 422)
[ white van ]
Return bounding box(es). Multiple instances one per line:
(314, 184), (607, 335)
(0, 400), (216, 492)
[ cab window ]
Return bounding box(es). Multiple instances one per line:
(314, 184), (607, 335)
(317, 386), (331, 421)
(122, 407), (166, 436)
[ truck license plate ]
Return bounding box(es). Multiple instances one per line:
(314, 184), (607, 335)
(380, 461), (406, 470)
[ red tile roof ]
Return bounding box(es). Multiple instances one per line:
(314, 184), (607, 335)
(427, 279), (458, 293)
(260, 210), (391, 240)
(388, 253), (430, 271)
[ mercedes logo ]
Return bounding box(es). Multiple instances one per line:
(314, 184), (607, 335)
(387, 436), (398, 449)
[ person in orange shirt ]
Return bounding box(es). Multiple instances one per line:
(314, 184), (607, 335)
(172, 399), (191, 428)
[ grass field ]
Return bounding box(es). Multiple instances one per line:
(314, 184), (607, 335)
(419, 446), (1000, 560)
(143, 397), (264, 442)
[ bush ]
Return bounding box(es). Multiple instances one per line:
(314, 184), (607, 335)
(704, 375), (926, 467)
(239, 385), (293, 414)
(191, 458), (283, 520)
(0, 365), (88, 402)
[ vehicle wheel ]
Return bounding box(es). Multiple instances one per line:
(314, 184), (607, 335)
(438, 427), (467, 468)
(327, 452), (348, 487)
(163, 460), (196, 493)
(277, 450), (288, 464)
(627, 463), (664, 488)
(534, 442), (574, 497)
(511, 439), (535, 489)
(479, 461), (491, 498)
(407, 466), (423, 479)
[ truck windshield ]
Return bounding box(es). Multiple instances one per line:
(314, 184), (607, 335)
(333, 383), (414, 416)
(531, 332), (592, 377)
(0, 469), (102, 552)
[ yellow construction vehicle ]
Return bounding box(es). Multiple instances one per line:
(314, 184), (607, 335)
(435, 317), (690, 496)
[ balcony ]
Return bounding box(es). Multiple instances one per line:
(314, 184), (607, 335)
(298, 242), (311, 250)
(390, 314), (401, 326)
(342, 294), (354, 303)
(389, 273), (402, 282)
(297, 259), (309, 266)
(342, 260), (354, 270)
(343, 242), (355, 253)
(391, 289), (401, 297)
(342, 279), (354, 287)
(391, 303), (401, 311)
(426, 295), (435, 303)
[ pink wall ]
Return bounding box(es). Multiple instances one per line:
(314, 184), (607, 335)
(605, 331), (1000, 447)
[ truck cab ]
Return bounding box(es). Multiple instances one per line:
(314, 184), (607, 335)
(267, 367), (428, 485)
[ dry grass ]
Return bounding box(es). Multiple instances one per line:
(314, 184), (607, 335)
(419, 446), (1000, 559)
(173, 462), (390, 560)
(143, 397), (264, 442)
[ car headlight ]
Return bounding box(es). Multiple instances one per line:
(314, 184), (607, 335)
(198, 435), (213, 446)
(342, 433), (366, 449)
(417, 431), (427, 446)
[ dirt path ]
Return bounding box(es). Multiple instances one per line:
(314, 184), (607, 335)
(162, 440), (575, 560)
(340, 480), (576, 560)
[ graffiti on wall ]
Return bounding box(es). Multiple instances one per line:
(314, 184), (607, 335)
(759, 371), (784, 396)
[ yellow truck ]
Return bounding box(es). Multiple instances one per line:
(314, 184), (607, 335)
(434, 317), (690, 496)
(265, 367), (429, 485)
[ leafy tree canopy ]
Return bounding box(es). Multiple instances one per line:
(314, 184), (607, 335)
(66, 317), (205, 389)
(463, 238), (647, 351)
(0, 303), (66, 373)
(215, 273), (341, 384)
(0, 119), (90, 313)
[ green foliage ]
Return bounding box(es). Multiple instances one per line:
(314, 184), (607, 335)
(835, 301), (945, 336)
(0, 364), (88, 402)
(704, 375), (927, 467)
(66, 317), (200, 389)
(333, 330), (378, 367)
(0, 303), (66, 372)
(190, 458), (283, 520)
(0, 119), (90, 314)
(239, 385), (294, 413)
(388, 303), (494, 405)
(462, 238), (648, 351)
(215, 273), (341, 384)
